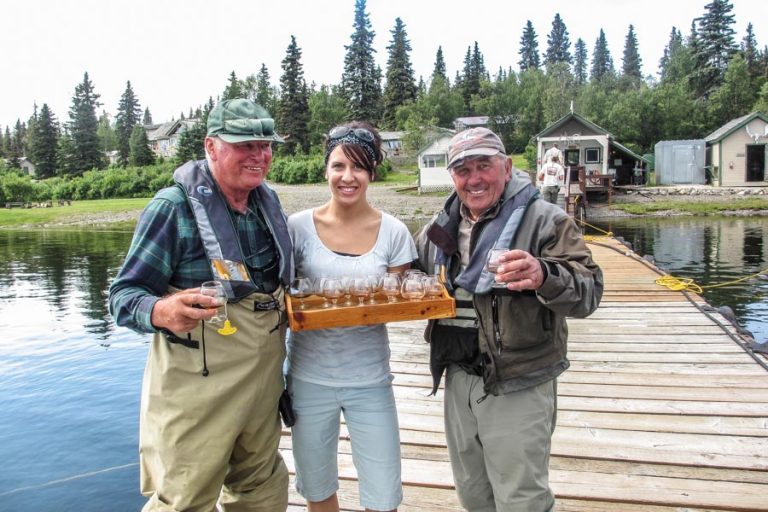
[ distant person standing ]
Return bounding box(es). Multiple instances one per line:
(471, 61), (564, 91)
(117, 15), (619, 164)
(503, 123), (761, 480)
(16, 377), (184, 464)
(538, 155), (565, 205)
(543, 142), (562, 164)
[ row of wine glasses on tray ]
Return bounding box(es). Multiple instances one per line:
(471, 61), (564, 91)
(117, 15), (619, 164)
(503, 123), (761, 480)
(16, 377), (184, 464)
(289, 270), (445, 309)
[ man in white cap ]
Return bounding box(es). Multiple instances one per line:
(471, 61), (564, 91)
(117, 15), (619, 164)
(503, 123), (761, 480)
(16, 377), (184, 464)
(413, 127), (603, 511)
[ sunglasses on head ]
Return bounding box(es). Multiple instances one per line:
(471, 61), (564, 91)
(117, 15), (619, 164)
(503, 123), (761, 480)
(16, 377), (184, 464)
(328, 126), (375, 143)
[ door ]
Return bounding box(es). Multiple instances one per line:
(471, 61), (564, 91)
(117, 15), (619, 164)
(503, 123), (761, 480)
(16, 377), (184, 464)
(672, 146), (694, 184)
(746, 144), (766, 182)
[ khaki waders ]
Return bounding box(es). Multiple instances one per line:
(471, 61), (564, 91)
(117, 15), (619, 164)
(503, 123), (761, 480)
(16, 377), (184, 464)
(140, 288), (289, 512)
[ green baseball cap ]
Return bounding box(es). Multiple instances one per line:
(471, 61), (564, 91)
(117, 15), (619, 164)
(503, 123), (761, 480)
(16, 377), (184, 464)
(206, 98), (284, 143)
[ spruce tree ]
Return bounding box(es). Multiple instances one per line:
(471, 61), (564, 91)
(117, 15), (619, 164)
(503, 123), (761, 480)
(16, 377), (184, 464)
(574, 38), (588, 85)
(12, 119), (27, 162)
(622, 25), (643, 80)
(692, 0), (737, 98)
(659, 27), (684, 79)
(518, 21), (540, 71)
(29, 103), (59, 178)
(340, 0), (382, 122)
(142, 107), (153, 125)
(741, 23), (761, 85)
(115, 81), (142, 166)
(222, 71), (244, 100)
(255, 64), (277, 115)
(590, 29), (615, 81)
(56, 131), (78, 177)
(67, 72), (104, 174)
(278, 35), (311, 155)
(129, 125), (155, 166)
(3, 127), (13, 162)
(545, 14), (572, 67)
(381, 17), (418, 128)
(431, 46), (448, 85)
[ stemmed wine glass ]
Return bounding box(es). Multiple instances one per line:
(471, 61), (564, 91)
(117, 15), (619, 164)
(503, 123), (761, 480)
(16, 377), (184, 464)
(366, 274), (382, 304)
(381, 272), (401, 303)
(400, 274), (426, 301)
(351, 276), (372, 306)
(422, 275), (444, 300)
(290, 277), (313, 310)
(200, 281), (227, 324)
(321, 277), (344, 308)
(340, 276), (355, 306)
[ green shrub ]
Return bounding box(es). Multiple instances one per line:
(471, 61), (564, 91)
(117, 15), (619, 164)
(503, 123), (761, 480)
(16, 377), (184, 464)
(270, 154), (325, 184)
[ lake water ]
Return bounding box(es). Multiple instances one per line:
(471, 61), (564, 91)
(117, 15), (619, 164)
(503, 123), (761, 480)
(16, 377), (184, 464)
(1, 217), (766, 511)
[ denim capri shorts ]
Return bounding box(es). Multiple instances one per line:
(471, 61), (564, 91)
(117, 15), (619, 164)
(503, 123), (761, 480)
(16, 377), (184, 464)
(287, 376), (403, 510)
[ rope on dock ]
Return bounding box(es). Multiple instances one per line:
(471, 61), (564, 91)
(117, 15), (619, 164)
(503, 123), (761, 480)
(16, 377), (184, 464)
(655, 268), (768, 294)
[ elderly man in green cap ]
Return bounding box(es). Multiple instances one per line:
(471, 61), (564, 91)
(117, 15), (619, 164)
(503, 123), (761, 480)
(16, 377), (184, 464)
(109, 99), (293, 511)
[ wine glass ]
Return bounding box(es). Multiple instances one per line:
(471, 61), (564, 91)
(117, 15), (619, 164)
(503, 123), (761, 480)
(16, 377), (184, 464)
(290, 277), (313, 310)
(340, 275), (355, 306)
(381, 272), (401, 303)
(423, 275), (444, 300)
(200, 280), (227, 324)
(400, 274), (425, 301)
(366, 274), (382, 304)
(351, 276), (372, 306)
(321, 277), (344, 308)
(486, 249), (506, 273)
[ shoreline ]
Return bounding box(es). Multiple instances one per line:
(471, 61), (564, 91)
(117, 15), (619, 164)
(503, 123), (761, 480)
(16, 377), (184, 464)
(4, 182), (768, 228)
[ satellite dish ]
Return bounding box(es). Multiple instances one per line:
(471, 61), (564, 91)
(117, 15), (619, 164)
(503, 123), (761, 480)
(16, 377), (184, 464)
(746, 124), (764, 143)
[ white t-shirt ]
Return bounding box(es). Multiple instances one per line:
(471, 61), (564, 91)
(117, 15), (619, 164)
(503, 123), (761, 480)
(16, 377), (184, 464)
(543, 146), (563, 164)
(541, 162), (565, 187)
(287, 209), (418, 387)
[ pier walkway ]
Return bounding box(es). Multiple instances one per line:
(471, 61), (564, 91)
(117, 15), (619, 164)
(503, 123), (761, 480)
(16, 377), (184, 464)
(284, 237), (768, 511)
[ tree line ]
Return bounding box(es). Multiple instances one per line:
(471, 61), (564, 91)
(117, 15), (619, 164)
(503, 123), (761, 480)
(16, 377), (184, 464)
(1, 0), (766, 191)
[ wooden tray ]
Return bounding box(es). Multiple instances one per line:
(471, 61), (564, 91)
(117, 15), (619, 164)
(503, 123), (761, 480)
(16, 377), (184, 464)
(286, 289), (456, 332)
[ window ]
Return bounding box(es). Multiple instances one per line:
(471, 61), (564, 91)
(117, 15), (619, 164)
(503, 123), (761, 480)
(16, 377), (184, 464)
(585, 147), (602, 164)
(564, 149), (580, 166)
(422, 155), (446, 168)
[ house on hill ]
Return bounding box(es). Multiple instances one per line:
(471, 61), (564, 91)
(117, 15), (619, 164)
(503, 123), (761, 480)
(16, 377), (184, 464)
(453, 116), (489, 132)
(705, 112), (767, 186)
(146, 119), (199, 159)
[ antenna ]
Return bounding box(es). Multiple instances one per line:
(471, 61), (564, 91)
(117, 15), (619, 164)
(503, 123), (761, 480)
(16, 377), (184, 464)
(570, 100), (574, 113)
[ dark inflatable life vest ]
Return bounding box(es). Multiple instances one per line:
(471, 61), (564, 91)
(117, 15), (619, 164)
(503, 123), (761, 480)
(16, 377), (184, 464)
(174, 159), (294, 300)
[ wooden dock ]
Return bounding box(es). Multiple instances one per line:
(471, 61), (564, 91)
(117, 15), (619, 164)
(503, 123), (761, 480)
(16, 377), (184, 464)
(283, 237), (768, 511)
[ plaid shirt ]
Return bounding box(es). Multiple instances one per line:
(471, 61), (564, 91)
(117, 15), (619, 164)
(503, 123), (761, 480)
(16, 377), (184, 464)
(108, 185), (278, 333)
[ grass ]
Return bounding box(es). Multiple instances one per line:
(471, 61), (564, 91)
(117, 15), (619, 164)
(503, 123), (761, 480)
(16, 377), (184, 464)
(511, 154), (530, 170)
(0, 198), (151, 228)
(377, 170), (418, 186)
(611, 197), (768, 215)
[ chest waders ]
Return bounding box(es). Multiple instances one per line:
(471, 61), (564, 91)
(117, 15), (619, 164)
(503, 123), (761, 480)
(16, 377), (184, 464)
(139, 162), (293, 511)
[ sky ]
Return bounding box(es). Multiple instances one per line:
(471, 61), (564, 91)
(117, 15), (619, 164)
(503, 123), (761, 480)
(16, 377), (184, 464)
(1, 0), (764, 130)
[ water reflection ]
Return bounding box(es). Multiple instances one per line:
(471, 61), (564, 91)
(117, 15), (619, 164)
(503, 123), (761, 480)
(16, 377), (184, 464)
(591, 216), (768, 342)
(0, 229), (133, 340)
